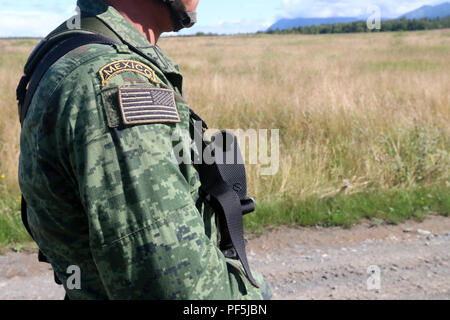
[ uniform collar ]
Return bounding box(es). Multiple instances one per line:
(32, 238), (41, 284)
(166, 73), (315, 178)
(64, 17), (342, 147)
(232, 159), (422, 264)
(77, 0), (182, 80)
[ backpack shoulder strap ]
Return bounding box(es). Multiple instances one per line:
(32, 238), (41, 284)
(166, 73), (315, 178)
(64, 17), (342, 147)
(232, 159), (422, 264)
(17, 32), (119, 126)
(22, 16), (122, 81)
(17, 32), (119, 289)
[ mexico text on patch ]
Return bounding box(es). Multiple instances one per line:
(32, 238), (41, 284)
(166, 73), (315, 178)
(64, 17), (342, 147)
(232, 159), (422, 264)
(117, 86), (181, 125)
(99, 60), (159, 86)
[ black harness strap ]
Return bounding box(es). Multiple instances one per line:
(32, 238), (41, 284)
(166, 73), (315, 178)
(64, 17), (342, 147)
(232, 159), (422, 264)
(17, 33), (119, 289)
(190, 112), (259, 288)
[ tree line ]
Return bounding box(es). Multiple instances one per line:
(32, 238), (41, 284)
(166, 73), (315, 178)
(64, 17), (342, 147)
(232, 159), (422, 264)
(264, 16), (450, 35)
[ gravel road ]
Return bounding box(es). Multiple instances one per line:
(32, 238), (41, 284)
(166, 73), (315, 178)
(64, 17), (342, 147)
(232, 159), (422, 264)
(1, 215), (449, 300)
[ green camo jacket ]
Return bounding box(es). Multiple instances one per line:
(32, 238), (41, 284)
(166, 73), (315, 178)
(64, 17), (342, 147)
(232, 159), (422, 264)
(18, 0), (271, 300)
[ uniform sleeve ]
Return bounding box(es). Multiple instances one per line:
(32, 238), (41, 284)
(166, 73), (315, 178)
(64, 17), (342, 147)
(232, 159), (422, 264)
(53, 68), (266, 300)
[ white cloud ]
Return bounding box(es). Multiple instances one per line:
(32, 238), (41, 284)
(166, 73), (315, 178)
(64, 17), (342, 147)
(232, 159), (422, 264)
(174, 19), (273, 35)
(3, 1), (447, 37)
(0, 10), (74, 38)
(1, 7), (270, 37)
(279, 0), (448, 19)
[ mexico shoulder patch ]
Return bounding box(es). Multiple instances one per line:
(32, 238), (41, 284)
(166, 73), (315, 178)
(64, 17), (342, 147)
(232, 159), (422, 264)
(117, 86), (181, 125)
(99, 60), (159, 86)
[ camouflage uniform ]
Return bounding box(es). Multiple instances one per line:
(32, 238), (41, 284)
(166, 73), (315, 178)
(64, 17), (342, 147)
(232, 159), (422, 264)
(19, 0), (271, 300)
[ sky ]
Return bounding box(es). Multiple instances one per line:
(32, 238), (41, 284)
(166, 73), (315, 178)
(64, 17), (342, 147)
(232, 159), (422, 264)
(0, 0), (448, 37)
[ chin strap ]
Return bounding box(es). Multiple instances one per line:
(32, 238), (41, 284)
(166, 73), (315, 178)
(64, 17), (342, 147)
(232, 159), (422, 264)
(161, 0), (197, 31)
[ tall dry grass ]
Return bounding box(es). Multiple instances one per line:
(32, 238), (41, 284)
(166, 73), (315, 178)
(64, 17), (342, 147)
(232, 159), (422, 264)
(0, 39), (38, 195)
(161, 31), (450, 201)
(0, 32), (449, 203)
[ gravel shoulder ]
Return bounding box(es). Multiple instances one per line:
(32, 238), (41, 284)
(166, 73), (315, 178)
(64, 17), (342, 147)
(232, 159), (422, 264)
(1, 215), (449, 300)
(248, 215), (450, 300)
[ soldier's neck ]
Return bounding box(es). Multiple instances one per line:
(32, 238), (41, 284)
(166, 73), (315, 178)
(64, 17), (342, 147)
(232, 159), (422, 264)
(125, 18), (161, 46)
(106, 0), (172, 45)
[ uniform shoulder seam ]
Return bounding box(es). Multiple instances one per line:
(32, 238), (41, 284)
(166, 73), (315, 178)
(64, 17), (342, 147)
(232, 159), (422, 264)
(43, 44), (121, 100)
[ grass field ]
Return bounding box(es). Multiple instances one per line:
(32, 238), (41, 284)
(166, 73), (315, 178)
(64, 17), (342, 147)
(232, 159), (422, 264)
(1, 30), (449, 244)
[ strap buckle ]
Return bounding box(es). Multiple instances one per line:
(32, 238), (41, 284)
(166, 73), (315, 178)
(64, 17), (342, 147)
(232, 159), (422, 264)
(241, 197), (255, 216)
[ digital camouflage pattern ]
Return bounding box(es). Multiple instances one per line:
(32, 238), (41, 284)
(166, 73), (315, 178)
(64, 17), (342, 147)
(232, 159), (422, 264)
(19, 0), (271, 300)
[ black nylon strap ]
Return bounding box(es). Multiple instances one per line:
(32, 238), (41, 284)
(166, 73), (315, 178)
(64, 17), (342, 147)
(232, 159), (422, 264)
(190, 114), (259, 288)
(20, 197), (32, 241)
(18, 33), (119, 126)
(20, 196), (50, 264)
(209, 183), (259, 288)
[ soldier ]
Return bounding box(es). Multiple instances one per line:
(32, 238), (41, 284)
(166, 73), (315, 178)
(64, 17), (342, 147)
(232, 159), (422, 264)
(18, 0), (272, 299)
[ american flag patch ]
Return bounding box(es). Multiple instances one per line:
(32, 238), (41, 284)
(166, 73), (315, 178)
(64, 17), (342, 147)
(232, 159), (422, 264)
(117, 86), (181, 125)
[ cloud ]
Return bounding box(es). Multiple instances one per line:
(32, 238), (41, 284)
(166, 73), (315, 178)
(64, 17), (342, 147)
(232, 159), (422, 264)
(175, 19), (274, 35)
(3, 1), (447, 37)
(0, 9), (76, 38)
(279, 0), (448, 19)
(0, 0), (74, 13)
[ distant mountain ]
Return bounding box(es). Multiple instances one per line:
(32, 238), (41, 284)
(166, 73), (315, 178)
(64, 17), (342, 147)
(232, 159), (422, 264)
(267, 17), (359, 31)
(400, 2), (450, 19)
(267, 2), (450, 31)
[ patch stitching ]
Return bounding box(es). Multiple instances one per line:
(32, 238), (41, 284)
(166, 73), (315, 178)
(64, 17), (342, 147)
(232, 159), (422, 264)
(99, 60), (159, 86)
(118, 86), (181, 125)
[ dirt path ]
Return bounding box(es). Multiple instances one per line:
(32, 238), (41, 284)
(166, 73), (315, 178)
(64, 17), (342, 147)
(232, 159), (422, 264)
(1, 215), (449, 300)
(248, 215), (450, 300)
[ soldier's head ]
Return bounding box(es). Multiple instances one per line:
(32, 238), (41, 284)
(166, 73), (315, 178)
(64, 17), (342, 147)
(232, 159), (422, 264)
(106, 0), (199, 33)
(163, 0), (199, 31)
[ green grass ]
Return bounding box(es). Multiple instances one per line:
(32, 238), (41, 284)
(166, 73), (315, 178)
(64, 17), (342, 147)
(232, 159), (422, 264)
(1, 34), (449, 246)
(365, 60), (441, 72)
(0, 195), (31, 246)
(244, 186), (450, 233)
(1, 187), (449, 246)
